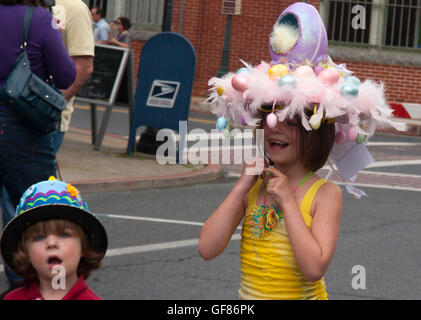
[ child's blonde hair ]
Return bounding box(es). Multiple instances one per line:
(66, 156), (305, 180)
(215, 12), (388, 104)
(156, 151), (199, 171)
(12, 219), (103, 284)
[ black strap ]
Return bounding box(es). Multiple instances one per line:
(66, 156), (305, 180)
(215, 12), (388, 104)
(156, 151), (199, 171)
(22, 6), (35, 48)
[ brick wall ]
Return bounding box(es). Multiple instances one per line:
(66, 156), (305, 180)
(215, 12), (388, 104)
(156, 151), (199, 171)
(130, 0), (421, 106)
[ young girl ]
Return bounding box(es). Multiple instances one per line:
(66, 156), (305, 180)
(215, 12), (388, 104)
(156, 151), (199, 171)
(1, 177), (108, 300)
(199, 2), (404, 300)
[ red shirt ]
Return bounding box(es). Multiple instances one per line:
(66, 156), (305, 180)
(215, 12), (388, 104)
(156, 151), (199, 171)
(4, 276), (101, 300)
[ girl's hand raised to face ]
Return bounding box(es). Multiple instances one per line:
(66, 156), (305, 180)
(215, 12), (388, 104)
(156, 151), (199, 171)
(263, 167), (295, 209)
(237, 157), (266, 191)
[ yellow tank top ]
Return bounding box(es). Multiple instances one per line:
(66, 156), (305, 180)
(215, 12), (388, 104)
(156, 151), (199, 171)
(239, 177), (328, 300)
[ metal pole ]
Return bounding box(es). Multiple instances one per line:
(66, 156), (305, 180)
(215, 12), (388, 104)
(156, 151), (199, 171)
(179, 0), (184, 34)
(217, 14), (232, 78)
(162, 0), (173, 31)
(136, 0), (174, 155)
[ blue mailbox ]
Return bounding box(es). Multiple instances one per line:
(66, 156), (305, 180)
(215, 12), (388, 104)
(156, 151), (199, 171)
(127, 32), (196, 160)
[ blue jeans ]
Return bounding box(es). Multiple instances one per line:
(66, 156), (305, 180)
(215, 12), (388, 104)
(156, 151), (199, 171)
(0, 107), (56, 284)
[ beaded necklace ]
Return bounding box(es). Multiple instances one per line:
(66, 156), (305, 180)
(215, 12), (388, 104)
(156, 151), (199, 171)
(247, 170), (313, 238)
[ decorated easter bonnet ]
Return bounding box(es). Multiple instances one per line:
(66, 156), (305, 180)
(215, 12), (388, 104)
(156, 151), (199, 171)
(1, 177), (108, 271)
(208, 2), (405, 197)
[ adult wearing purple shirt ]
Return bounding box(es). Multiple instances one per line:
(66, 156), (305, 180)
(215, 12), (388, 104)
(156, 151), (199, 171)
(0, 0), (76, 291)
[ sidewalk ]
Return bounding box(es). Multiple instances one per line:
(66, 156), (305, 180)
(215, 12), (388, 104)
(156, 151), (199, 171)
(57, 126), (221, 193)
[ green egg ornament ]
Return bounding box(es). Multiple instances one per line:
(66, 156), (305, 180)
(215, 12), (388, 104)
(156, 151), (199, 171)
(356, 133), (366, 144)
(341, 83), (359, 97)
(216, 117), (228, 131)
(277, 75), (297, 88)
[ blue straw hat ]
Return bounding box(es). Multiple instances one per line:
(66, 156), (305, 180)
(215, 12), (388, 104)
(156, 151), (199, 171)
(1, 177), (108, 272)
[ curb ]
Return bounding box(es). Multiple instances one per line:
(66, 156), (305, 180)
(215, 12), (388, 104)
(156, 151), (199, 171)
(69, 164), (222, 193)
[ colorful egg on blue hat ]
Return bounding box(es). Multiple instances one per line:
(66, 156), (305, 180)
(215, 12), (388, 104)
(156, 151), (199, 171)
(269, 3), (328, 65)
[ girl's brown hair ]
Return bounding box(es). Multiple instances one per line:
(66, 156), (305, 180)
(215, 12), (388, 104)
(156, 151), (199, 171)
(12, 219), (103, 284)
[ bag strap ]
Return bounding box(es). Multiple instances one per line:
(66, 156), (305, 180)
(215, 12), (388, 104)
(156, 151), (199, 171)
(22, 6), (35, 49)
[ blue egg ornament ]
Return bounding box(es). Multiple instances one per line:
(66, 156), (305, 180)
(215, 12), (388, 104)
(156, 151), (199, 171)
(345, 76), (361, 87)
(341, 83), (359, 97)
(236, 67), (249, 74)
(216, 116), (228, 131)
(277, 75), (297, 88)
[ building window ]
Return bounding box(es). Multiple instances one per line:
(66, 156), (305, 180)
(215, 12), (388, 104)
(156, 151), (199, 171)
(322, 0), (421, 49)
(325, 0), (373, 45)
(384, 0), (421, 48)
(82, 0), (108, 16)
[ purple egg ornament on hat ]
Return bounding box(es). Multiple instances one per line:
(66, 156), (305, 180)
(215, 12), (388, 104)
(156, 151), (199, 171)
(269, 3), (328, 65)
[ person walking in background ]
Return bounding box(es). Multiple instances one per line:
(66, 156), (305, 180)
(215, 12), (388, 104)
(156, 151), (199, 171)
(0, 0), (75, 292)
(91, 6), (109, 43)
(107, 16), (132, 48)
(53, 0), (94, 152)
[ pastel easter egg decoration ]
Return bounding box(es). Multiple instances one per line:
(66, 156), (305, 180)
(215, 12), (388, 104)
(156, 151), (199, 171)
(269, 3), (328, 64)
(216, 116), (228, 131)
(347, 126), (358, 141)
(294, 65), (314, 78)
(231, 74), (250, 92)
(268, 64), (289, 80)
(341, 83), (359, 97)
(277, 75), (297, 88)
(236, 67), (249, 74)
(266, 112), (278, 128)
(345, 76), (362, 87)
(216, 86), (224, 96)
(318, 68), (340, 86)
(240, 115), (248, 127)
(314, 65), (324, 76)
(309, 114), (321, 130)
(335, 130), (346, 144)
(356, 133), (366, 144)
(256, 63), (264, 70)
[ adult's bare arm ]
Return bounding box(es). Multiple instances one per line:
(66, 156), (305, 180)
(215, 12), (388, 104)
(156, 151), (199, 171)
(61, 55), (94, 100)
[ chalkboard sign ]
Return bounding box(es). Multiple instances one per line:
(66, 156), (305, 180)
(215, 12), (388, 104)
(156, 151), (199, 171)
(75, 44), (134, 151)
(76, 44), (131, 106)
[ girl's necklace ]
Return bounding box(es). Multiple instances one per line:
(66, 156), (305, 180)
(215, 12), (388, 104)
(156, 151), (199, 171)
(263, 170), (312, 205)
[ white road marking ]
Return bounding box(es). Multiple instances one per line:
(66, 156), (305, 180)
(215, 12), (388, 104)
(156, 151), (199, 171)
(0, 234), (242, 273)
(98, 213), (205, 227)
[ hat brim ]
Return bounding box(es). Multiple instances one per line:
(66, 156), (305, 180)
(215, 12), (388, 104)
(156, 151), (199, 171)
(0, 204), (108, 273)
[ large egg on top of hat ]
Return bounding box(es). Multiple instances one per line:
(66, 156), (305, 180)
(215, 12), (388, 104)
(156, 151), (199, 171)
(269, 3), (328, 65)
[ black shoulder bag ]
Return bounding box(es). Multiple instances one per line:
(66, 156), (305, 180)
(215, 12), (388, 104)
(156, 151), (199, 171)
(0, 6), (67, 135)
